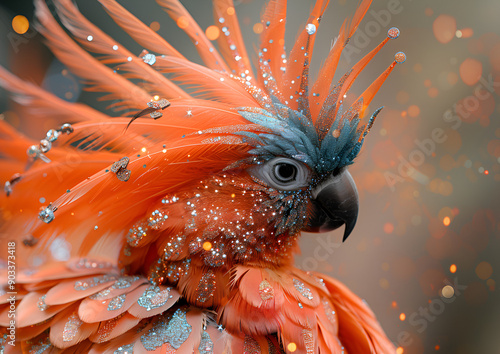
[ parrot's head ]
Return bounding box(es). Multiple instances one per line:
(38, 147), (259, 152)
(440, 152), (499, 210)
(127, 90), (389, 278)
(236, 100), (377, 242)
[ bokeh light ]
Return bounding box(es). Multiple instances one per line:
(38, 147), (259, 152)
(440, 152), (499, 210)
(384, 222), (394, 234)
(475, 261), (493, 280)
(177, 16), (189, 29)
(450, 264), (457, 273)
(12, 15), (29, 35)
(148, 21), (159, 32)
(205, 25), (220, 40)
(441, 285), (455, 298)
(459, 58), (483, 86)
(253, 22), (264, 34)
(408, 105), (420, 117)
(433, 15), (457, 44)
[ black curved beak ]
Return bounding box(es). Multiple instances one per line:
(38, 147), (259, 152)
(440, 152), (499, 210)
(305, 170), (359, 242)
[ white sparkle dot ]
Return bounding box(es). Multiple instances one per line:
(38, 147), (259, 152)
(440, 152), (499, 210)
(305, 23), (316, 35)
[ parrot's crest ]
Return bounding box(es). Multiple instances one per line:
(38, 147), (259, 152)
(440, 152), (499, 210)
(237, 100), (383, 174)
(0, 0), (402, 352)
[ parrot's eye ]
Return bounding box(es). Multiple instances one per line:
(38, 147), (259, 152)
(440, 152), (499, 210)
(274, 163), (296, 183)
(250, 157), (311, 190)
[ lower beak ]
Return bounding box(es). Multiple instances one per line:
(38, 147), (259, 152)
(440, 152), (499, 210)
(304, 169), (359, 242)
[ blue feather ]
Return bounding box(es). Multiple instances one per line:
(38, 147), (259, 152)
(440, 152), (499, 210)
(234, 96), (377, 174)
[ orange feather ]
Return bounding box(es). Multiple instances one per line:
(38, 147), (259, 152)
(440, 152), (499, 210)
(34, 0), (152, 112)
(98, 0), (185, 59)
(156, 0), (230, 73)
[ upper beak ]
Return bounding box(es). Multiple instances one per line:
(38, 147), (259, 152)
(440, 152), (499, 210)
(305, 169), (359, 242)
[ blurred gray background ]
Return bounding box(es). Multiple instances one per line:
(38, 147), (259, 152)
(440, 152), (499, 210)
(0, 0), (499, 353)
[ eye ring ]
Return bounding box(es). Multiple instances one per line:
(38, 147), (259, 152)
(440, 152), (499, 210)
(249, 157), (311, 191)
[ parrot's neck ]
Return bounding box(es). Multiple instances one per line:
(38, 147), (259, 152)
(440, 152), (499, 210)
(171, 259), (340, 342)
(146, 253), (297, 312)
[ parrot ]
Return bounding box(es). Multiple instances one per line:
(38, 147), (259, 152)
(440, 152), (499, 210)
(0, 0), (405, 352)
